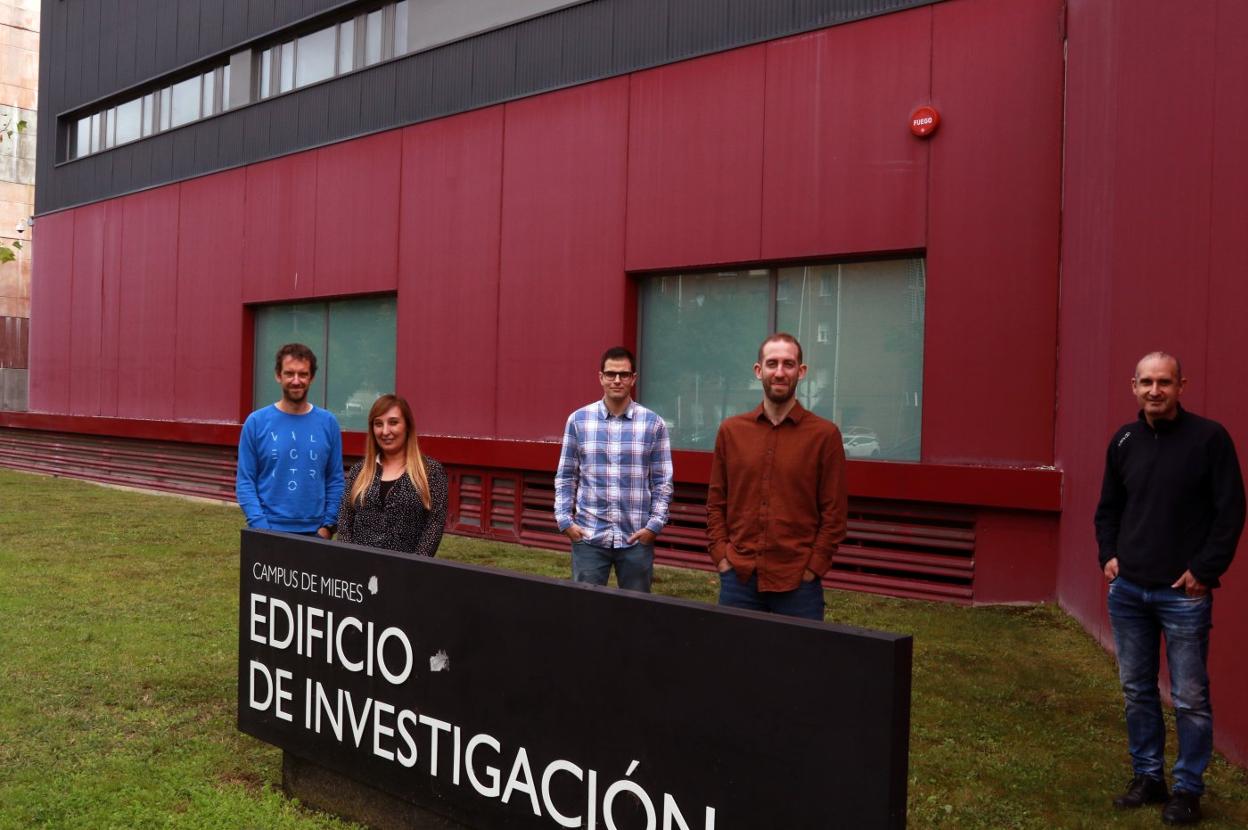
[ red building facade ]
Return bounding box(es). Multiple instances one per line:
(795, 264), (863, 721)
(8, 0), (1248, 764)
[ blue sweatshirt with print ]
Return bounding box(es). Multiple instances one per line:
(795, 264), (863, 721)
(236, 405), (345, 533)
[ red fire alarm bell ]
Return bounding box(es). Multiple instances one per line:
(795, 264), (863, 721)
(910, 106), (940, 137)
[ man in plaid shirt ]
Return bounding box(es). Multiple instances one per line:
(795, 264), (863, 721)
(554, 346), (674, 592)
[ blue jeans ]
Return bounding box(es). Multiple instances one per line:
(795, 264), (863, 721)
(1107, 577), (1213, 795)
(571, 540), (654, 592)
(718, 570), (825, 621)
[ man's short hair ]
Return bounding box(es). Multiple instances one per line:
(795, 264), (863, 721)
(275, 343), (318, 376)
(1135, 351), (1183, 380)
(758, 332), (803, 364)
(600, 346), (636, 373)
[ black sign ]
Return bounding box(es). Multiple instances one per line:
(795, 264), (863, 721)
(238, 530), (912, 829)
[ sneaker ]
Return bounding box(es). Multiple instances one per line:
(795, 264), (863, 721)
(1162, 791), (1202, 825)
(1113, 775), (1169, 808)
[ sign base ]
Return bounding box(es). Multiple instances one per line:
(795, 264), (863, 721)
(284, 751), (469, 830)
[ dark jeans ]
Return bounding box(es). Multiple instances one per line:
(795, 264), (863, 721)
(571, 540), (654, 592)
(1108, 576), (1213, 795)
(718, 570), (825, 621)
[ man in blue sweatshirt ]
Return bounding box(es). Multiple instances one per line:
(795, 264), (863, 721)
(1095, 352), (1245, 826)
(236, 343), (345, 538)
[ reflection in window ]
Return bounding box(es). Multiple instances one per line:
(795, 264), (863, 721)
(141, 93), (156, 137)
(252, 296), (397, 432)
(170, 76), (201, 127)
(279, 40), (295, 93)
(260, 47), (273, 99)
(638, 258), (926, 460)
(202, 70), (216, 116)
(365, 10), (384, 66)
(776, 260), (925, 460)
(338, 18), (355, 72)
(159, 87), (172, 131)
(638, 270), (771, 451)
(296, 26), (337, 88)
(75, 117), (91, 158)
(394, 0), (409, 56)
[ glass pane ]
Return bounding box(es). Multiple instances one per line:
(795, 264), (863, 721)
(638, 270), (771, 450)
(169, 76), (200, 127)
(159, 87), (172, 131)
(89, 112), (101, 152)
(394, 0), (409, 56)
(324, 297), (397, 431)
(260, 48), (273, 99)
(202, 70), (215, 116)
(104, 107), (117, 148)
(141, 93), (156, 137)
(75, 116), (91, 157)
(776, 259), (926, 461)
(279, 41), (295, 92)
(295, 26), (336, 88)
(114, 98), (141, 144)
(222, 64), (231, 110)
(338, 19), (354, 72)
(253, 303), (328, 412)
(364, 9), (383, 66)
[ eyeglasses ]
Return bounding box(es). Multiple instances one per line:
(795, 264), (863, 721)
(600, 371), (636, 380)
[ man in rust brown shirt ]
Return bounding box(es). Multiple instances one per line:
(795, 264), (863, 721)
(706, 333), (848, 620)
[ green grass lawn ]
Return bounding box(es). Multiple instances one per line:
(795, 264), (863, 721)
(1, 468), (1246, 829)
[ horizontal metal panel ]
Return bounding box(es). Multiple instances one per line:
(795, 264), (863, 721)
(359, 62), (403, 132)
(38, 0), (944, 215)
(470, 27), (519, 106)
(295, 86), (333, 148)
(611, 0), (669, 73)
(198, 0), (226, 57)
(560, 1), (614, 85)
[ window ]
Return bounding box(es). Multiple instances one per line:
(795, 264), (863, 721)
(67, 62), (232, 159)
(202, 69), (216, 116)
(114, 98), (141, 145)
(252, 296), (397, 431)
(259, 47), (274, 99)
(637, 257), (925, 460)
(141, 93), (156, 137)
(169, 76), (201, 127)
(338, 18), (355, 72)
(296, 25), (337, 88)
(365, 9), (384, 66)
(394, 0), (409, 56)
(63, 0), (413, 162)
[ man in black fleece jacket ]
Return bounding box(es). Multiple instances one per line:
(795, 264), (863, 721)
(1095, 352), (1245, 826)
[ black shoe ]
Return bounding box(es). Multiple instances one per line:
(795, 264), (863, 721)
(1113, 775), (1169, 808)
(1162, 791), (1202, 825)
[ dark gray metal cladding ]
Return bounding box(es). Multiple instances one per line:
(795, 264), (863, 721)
(37, 0), (944, 215)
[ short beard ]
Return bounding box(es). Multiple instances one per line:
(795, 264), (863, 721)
(764, 381), (796, 404)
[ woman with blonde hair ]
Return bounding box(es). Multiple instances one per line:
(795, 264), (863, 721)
(337, 394), (448, 557)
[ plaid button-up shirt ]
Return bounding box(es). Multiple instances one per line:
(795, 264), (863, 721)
(554, 399), (674, 548)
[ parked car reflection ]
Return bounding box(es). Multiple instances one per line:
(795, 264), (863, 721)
(842, 427), (881, 458)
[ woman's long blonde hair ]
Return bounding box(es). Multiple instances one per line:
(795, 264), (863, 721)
(350, 394), (431, 509)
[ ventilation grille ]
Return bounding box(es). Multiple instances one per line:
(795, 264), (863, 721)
(519, 474), (976, 603)
(0, 427), (237, 501)
(0, 428), (976, 603)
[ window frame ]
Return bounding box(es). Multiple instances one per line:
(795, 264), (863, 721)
(63, 1), (415, 163)
(634, 255), (927, 460)
(249, 294), (398, 432)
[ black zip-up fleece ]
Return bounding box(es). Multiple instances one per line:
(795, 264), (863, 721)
(1094, 405), (1246, 588)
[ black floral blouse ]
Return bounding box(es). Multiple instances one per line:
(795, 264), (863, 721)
(337, 457), (448, 557)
